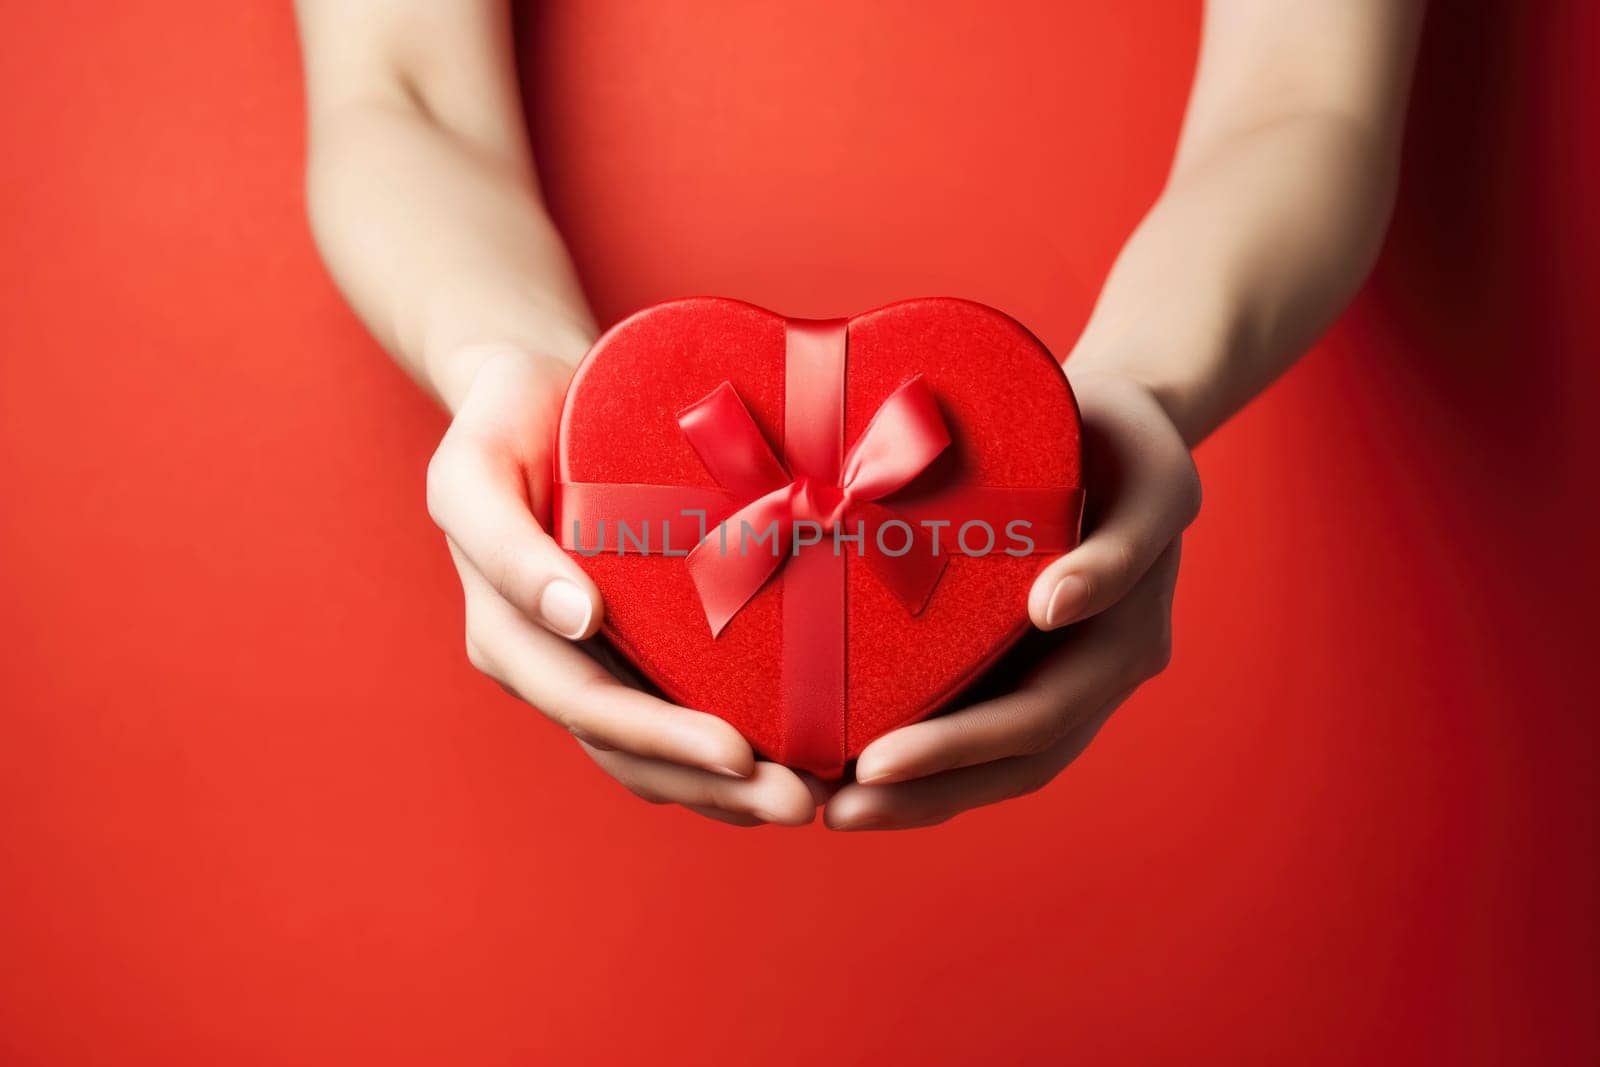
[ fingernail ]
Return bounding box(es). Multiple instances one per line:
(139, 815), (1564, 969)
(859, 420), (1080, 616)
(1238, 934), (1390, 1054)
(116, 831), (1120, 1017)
(854, 764), (896, 785)
(538, 578), (592, 639)
(711, 764), (749, 779)
(1045, 575), (1090, 628)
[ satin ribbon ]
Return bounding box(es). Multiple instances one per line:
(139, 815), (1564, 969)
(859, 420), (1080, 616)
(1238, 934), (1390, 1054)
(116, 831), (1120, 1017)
(677, 373), (952, 637)
(554, 319), (1083, 776)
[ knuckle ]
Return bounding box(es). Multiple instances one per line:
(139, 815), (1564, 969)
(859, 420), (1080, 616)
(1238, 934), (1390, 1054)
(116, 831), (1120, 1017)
(1004, 769), (1054, 802)
(424, 443), (462, 528)
(461, 596), (486, 638)
(532, 694), (573, 734)
(1151, 427), (1203, 526)
(597, 757), (668, 806)
(464, 633), (493, 674)
(461, 600), (498, 668)
(1142, 622), (1175, 677)
(627, 783), (670, 806)
(485, 542), (541, 613)
(1110, 537), (1142, 591)
(695, 778), (737, 812)
(1160, 629), (1175, 668)
(1175, 457), (1203, 526)
(425, 447), (451, 527)
(1014, 715), (1067, 757)
(567, 674), (614, 722)
(565, 721), (611, 751)
(554, 676), (617, 743)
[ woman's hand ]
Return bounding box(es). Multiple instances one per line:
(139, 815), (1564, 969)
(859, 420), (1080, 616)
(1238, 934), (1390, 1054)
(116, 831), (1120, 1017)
(823, 373), (1201, 831)
(812, 0), (1424, 831)
(427, 345), (818, 827)
(295, 2), (821, 826)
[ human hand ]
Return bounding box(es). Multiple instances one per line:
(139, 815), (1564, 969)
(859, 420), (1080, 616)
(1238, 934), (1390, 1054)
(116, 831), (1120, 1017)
(823, 373), (1201, 830)
(426, 345), (818, 826)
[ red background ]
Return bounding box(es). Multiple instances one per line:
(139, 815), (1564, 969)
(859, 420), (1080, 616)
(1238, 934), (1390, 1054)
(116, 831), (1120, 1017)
(1, 3), (1595, 1063)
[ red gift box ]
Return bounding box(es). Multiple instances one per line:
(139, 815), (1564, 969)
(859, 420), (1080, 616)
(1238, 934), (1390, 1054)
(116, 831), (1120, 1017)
(554, 297), (1083, 778)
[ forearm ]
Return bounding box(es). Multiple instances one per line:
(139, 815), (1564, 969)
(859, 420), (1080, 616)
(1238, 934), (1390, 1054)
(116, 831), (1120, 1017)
(1071, 0), (1423, 446)
(304, 102), (594, 411)
(1069, 112), (1401, 444)
(296, 0), (593, 412)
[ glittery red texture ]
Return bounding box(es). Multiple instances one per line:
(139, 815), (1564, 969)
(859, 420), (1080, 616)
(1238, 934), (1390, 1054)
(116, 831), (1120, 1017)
(557, 297), (1081, 774)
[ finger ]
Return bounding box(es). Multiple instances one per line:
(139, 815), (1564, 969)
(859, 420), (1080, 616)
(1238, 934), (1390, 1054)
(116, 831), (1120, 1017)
(825, 699), (1120, 832)
(853, 623), (1135, 786)
(1029, 378), (1199, 630)
(798, 772), (843, 807)
(458, 547), (755, 776)
(590, 749), (817, 826)
(684, 806), (765, 827)
(427, 351), (602, 640)
(858, 544), (1178, 785)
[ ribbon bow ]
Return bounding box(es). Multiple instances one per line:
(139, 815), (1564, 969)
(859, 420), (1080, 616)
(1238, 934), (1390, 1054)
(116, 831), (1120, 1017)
(678, 375), (951, 636)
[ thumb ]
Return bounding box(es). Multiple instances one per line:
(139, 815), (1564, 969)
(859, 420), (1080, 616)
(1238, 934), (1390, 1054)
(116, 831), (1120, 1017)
(427, 346), (602, 640)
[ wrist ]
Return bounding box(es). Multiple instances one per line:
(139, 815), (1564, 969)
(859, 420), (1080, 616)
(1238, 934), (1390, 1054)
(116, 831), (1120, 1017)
(1065, 359), (1207, 450)
(427, 341), (584, 415)
(424, 319), (595, 414)
(1065, 216), (1256, 447)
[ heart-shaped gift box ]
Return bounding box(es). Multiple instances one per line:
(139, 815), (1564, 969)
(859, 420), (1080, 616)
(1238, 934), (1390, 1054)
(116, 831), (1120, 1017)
(554, 297), (1082, 778)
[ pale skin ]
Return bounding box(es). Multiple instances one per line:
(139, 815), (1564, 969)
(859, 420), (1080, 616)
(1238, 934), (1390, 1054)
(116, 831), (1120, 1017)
(296, 1), (1423, 829)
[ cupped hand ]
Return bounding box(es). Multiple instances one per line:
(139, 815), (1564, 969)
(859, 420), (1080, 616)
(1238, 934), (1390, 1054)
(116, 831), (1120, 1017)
(426, 345), (817, 827)
(824, 373), (1201, 831)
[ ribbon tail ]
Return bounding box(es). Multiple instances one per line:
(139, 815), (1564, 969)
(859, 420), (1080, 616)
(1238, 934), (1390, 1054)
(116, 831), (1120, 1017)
(855, 502), (947, 616)
(684, 487), (793, 637)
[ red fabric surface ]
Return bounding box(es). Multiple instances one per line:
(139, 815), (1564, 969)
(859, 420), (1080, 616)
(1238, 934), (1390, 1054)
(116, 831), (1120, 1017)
(1, 2), (1596, 1064)
(557, 298), (1081, 774)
